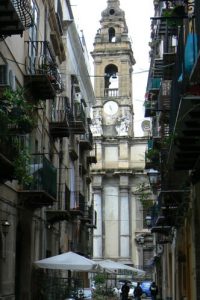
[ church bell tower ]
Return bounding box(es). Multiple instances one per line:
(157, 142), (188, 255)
(91, 0), (135, 138)
(91, 0), (144, 265)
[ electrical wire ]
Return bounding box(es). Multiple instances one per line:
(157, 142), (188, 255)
(1, 56), (150, 77)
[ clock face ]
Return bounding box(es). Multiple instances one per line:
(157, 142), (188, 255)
(103, 101), (118, 115)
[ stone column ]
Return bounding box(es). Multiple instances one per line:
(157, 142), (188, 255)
(119, 176), (130, 258)
(93, 175), (103, 258)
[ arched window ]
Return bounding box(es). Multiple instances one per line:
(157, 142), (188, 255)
(108, 27), (116, 42)
(104, 64), (118, 96)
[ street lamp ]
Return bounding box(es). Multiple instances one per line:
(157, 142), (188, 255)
(147, 169), (160, 190)
(1, 220), (11, 235)
(145, 215), (152, 228)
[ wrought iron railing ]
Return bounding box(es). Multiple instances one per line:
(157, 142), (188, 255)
(169, 25), (186, 131)
(73, 102), (86, 123)
(70, 191), (85, 212)
(50, 97), (71, 123)
(12, 0), (33, 29)
(25, 154), (57, 199)
(80, 130), (93, 146)
(25, 41), (64, 93)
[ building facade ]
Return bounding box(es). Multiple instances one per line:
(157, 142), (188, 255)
(146, 0), (200, 299)
(91, 0), (151, 270)
(0, 1), (96, 299)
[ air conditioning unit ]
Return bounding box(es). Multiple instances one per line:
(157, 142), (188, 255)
(0, 64), (16, 90)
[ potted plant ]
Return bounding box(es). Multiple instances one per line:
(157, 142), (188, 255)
(13, 148), (33, 185)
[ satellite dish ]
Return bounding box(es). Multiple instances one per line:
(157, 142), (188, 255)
(141, 120), (150, 132)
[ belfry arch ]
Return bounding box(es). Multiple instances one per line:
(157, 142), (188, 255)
(108, 27), (116, 42)
(104, 64), (118, 96)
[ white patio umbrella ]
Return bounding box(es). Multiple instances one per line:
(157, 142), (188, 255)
(34, 251), (98, 271)
(97, 259), (145, 275)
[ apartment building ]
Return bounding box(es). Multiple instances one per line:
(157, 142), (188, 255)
(0, 1), (96, 299)
(146, 1), (200, 299)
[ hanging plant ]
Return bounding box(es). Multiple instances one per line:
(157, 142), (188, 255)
(136, 184), (154, 209)
(1, 88), (36, 134)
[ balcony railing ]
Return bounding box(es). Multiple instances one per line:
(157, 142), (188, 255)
(19, 154), (57, 208)
(79, 129), (93, 150)
(46, 209), (70, 224)
(0, 0), (33, 38)
(104, 88), (119, 97)
(144, 101), (158, 117)
(68, 101), (86, 134)
(24, 41), (64, 100)
(165, 22), (200, 169)
(148, 77), (161, 91)
(49, 97), (70, 138)
(87, 143), (97, 164)
(70, 191), (85, 216)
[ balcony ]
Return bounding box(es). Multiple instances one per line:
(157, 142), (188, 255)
(150, 202), (172, 235)
(87, 143), (97, 164)
(68, 101), (86, 134)
(69, 191), (85, 217)
(79, 129), (93, 151)
(150, 189), (190, 234)
(158, 80), (171, 113)
(49, 97), (70, 138)
(19, 154), (57, 209)
(144, 100), (157, 117)
(145, 78), (161, 117)
(0, 0), (33, 38)
(24, 41), (64, 100)
(156, 7), (185, 37)
(168, 96), (200, 170)
(153, 59), (163, 78)
(46, 210), (70, 224)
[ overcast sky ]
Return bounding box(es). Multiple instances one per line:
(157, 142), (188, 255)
(71, 0), (154, 136)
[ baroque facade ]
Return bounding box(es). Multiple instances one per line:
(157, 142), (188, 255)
(91, 0), (151, 271)
(0, 1), (96, 299)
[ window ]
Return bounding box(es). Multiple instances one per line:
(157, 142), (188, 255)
(104, 64), (118, 95)
(109, 27), (116, 42)
(28, 0), (39, 70)
(29, 0), (39, 42)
